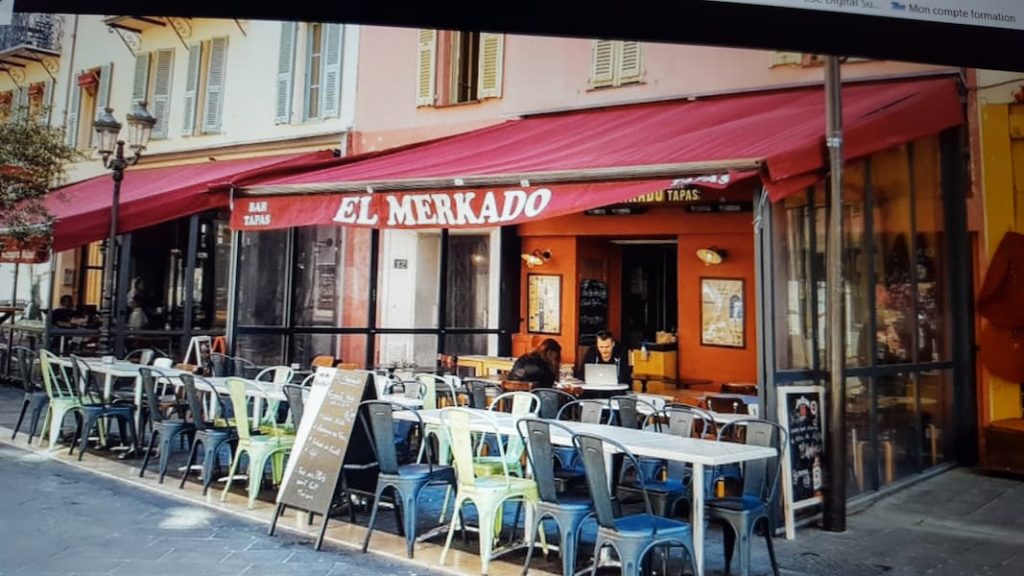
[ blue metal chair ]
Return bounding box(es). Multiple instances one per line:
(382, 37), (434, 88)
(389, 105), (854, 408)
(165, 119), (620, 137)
(706, 418), (786, 576)
(178, 374), (237, 495)
(359, 400), (456, 559)
(531, 387), (576, 419)
(11, 347), (48, 444)
(555, 398), (615, 472)
(518, 417), (593, 576)
(66, 355), (138, 460)
(138, 367), (195, 482)
(573, 430), (696, 576)
(612, 395), (671, 504)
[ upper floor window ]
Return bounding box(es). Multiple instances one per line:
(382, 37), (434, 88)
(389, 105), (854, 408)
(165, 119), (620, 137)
(589, 40), (643, 89)
(183, 37), (228, 136)
(276, 22), (344, 124)
(132, 49), (174, 139)
(416, 30), (504, 107)
(66, 63), (113, 150)
(27, 81), (52, 122)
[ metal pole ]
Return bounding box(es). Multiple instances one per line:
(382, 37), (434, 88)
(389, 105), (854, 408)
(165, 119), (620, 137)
(823, 56), (847, 532)
(97, 141), (126, 357)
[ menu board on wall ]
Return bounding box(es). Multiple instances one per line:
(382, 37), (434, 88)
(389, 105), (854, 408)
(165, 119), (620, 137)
(777, 385), (826, 539)
(271, 368), (376, 548)
(578, 279), (609, 346)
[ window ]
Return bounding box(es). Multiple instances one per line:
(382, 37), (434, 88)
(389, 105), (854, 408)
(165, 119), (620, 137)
(276, 22), (344, 124)
(65, 64), (112, 150)
(590, 40), (643, 89)
(183, 37), (228, 136)
(27, 81), (53, 122)
(769, 52), (872, 68)
(416, 29), (504, 107)
(132, 49), (174, 139)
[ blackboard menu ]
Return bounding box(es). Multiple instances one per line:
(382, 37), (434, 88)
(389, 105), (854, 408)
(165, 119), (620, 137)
(578, 279), (609, 346)
(276, 369), (374, 515)
(778, 386), (826, 507)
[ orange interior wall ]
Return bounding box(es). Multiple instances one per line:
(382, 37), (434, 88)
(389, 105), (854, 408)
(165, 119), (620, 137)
(575, 238), (623, 364)
(518, 236), (578, 364)
(676, 233), (758, 385)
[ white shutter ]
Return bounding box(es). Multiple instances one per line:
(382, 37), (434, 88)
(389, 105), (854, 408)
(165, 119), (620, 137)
(202, 37), (228, 134)
(41, 79), (53, 124)
(96, 63), (113, 113)
(182, 43), (201, 135)
(769, 52), (804, 67)
(321, 23), (344, 118)
(132, 53), (150, 105)
(275, 22), (297, 124)
(150, 49), (174, 139)
(476, 32), (504, 100)
(66, 85), (81, 147)
(617, 41), (643, 85)
(590, 40), (615, 88)
(416, 29), (436, 107)
(14, 87), (28, 123)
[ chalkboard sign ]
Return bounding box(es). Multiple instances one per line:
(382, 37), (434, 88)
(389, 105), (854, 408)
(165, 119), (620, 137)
(777, 385), (826, 540)
(184, 335), (213, 375)
(578, 279), (609, 346)
(271, 368), (376, 548)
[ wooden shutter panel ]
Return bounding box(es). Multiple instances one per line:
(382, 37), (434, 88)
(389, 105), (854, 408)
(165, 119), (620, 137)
(66, 85), (80, 147)
(41, 79), (53, 124)
(275, 22), (297, 124)
(322, 23), (344, 118)
(617, 41), (643, 84)
(476, 32), (504, 100)
(182, 43), (201, 135)
(202, 37), (228, 134)
(150, 49), (174, 139)
(590, 40), (615, 88)
(416, 29), (436, 107)
(132, 53), (150, 105)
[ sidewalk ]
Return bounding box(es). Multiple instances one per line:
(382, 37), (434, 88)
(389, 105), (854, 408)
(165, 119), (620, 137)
(2, 382), (1023, 575)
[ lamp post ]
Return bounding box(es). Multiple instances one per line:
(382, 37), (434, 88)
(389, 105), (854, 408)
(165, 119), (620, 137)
(93, 102), (156, 356)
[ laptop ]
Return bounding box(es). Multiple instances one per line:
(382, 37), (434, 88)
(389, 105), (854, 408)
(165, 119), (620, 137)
(584, 363), (619, 386)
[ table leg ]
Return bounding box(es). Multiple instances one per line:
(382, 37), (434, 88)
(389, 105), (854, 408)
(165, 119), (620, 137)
(133, 375), (144, 448)
(692, 462), (705, 576)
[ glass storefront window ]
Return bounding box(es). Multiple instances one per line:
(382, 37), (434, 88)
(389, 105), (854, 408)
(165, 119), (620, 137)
(872, 146), (915, 365)
(377, 229), (441, 329)
(236, 229), (288, 326)
(125, 218), (192, 331)
(234, 333), (285, 366)
(376, 333), (438, 370)
(918, 368), (952, 467)
(193, 215), (232, 330)
(290, 333), (368, 370)
(445, 230), (499, 356)
(292, 226), (345, 328)
(911, 137), (950, 363)
(772, 193), (814, 371)
(846, 376), (872, 497)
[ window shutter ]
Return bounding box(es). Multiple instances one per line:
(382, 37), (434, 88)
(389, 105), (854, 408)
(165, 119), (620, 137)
(97, 63), (113, 113)
(66, 85), (80, 147)
(617, 41), (643, 85)
(182, 43), (201, 135)
(14, 87), (28, 123)
(476, 32), (504, 100)
(321, 23), (344, 118)
(416, 29), (436, 107)
(590, 40), (615, 88)
(132, 53), (150, 105)
(150, 49), (174, 139)
(275, 22), (297, 124)
(41, 79), (53, 124)
(769, 51), (803, 67)
(202, 37), (228, 134)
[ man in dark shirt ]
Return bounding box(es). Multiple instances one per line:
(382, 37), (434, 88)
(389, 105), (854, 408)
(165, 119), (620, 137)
(582, 330), (631, 384)
(50, 294), (76, 327)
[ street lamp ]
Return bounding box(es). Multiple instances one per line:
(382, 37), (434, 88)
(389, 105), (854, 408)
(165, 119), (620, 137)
(93, 101), (156, 356)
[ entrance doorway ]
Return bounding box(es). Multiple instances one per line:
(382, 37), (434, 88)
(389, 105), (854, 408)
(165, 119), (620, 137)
(617, 241), (678, 350)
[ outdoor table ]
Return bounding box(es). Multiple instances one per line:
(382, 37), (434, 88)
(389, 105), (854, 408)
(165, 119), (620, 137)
(395, 407), (776, 576)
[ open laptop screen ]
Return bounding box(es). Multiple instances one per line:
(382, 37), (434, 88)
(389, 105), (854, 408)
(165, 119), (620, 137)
(584, 363), (619, 385)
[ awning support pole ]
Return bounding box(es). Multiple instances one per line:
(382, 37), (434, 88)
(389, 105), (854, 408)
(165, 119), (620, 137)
(823, 55), (847, 532)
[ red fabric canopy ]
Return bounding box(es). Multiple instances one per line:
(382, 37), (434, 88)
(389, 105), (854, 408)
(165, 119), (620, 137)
(232, 76), (962, 232)
(46, 150), (339, 251)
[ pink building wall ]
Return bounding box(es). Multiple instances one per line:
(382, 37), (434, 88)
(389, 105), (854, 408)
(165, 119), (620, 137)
(352, 26), (955, 153)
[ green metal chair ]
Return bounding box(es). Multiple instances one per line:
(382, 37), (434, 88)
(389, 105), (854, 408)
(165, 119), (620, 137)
(220, 377), (295, 509)
(38, 350), (83, 450)
(439, 407), (544, 575)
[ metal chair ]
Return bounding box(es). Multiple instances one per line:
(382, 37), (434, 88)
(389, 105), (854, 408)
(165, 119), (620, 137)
(358, 400), (456, 558)
(11, 347), (48, 444)
(707, 418), (787, 576)
(464, 378), (502, 409)
(138, 367), (195, 482)
(178, 374), (237, 495)
(532, 387), (576, 420)
(124, 347), (157, 366)
(555, 399), (615, 472)
(573, 430), (696, 576)
(518, 417), (593, 576)
(37, 350), (83, 449)
(66, 355), (138, 460)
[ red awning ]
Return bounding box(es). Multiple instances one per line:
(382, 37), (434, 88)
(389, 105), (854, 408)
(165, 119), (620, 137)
(231, 76), (963, 231)
(46, 150), (340, 252)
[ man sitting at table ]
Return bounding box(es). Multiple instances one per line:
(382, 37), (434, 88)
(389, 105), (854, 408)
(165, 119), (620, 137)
(582, 330), (631, 384)
(506, 338), (562, 389)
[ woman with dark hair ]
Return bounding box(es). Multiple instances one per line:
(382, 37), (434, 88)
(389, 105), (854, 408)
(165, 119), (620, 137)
(507, 338), (562, 389)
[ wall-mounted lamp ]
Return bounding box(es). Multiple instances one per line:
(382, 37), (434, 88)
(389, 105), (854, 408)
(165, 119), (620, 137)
(521, 249), (552, 268)
(696, 246), (726, 266)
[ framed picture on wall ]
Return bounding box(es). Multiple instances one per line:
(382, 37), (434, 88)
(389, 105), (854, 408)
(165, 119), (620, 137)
(527, 273), (561, 335)
(701, 277), (745, 348)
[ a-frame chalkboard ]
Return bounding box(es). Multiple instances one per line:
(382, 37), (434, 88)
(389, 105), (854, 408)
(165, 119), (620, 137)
(269, 368), (377, 549)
